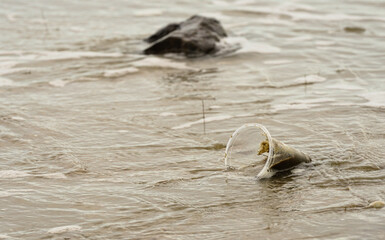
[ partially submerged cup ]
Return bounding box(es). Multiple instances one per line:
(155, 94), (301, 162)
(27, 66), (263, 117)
(224, 123), (311, 179)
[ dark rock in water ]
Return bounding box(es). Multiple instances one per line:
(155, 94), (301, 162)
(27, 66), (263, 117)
(144, 15), (227, 57)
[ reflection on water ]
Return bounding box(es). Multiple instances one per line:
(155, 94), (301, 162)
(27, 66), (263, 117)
(0, 0), (384, 239)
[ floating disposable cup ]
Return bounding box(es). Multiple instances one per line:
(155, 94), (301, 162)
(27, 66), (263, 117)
(224, 123), (311, 179)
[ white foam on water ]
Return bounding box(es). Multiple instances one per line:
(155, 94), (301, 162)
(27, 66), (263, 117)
(294, 75), (326, 84)
(315, 41), (335, 46)
(243, 42), (281, 53)
(40, 173), (67, 179)
(69, 26), (85, 32)
(288, 11), (385, 22)
(117, 130), (129, 133)
(209, 105), (222, 110)
(132, 57), (193, 70)
(0, 170), (30, 179)
(235, 6), (283, 16)
(211, 0), (230, 6)
(31, 18), (48, 24)
(172, 115), (233, 130)
(298, 97), (335, 104)
(202, 12), (231, 21)
(256, 17), (294, 26)
(263, 59), (292, 65)
(360, 92), (385, 108)
(0, 77), (14, 86)
(47, 225), (81, 234)
(11, 116), (25, 121)
(0, 61), (18, 70)
(0, 50), (24, 55)
(234, 0), (255, 5)
(221, 37), (281, 54)
(289, 35), (314, 42)
(92, 178), (126, 183)
(289, 12), (359, 21)
(279, 2), (315, 11)
(133, 9), (163, 17)
(256, 168), (276, 179)
(0, 234), (9, 239)
(0, 51), (123, 62)
(272, 103), (314, 112)
(160, 112), (177, 117)
(0, 67), (40, 76)
(0, 191), (12, 197)
(49, 79), (68, 87)
(272, 97), (334, 112)
(274, 103), (318, 112)
(292, 168), (305, 174)
(36, 51), (123, 61)
(325, 82), (364, 90)
(103, 67), (139, 78)
(5, 13), (17, 22)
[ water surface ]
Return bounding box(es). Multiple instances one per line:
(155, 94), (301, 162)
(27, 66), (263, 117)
(1, 0), (384, 239)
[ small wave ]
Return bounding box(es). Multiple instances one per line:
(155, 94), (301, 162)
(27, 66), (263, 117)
(0, 67), (41, 76)
(315, 41), (335, 46)
(272, 103), (316, 112)
(47, 225), (81, 234)
(0, 170), (30, 179)
(289, 35), (314, 42)
(209, 105), (222, 110)
(69, 26), (85, 32)
(290, 12), (358, 21)
(132, 57), (194, 70)
(159, 112), (177, 117)
(293, 75), (326, 84)
(256, 17), (294, 26)
(272, 97), (334, 112)
(0, 234), (9, 239)
(0, 50), (123, 62)
(263, 59), (292, 65)
(5, 12), (17, 22)
(39, 173), (67, 179)
(360, 92), (385, 108)
(103, 67), (139, 77)
(117, 130), (129, 133)
(263, 74), (326, 89)
(38, 51), (123, 61)
(234, 0), (256, 5)
(153, 175), (208, 187)
(49, 79), (68, 87)
(289, 12), (385, 22)
(0, 61), (18, 69)
(10, 116), (25, 121)
(0, 77), (14, 87)
(172, 115), (233, 130)
(0, 191), (12, 197)
(133, 9), (163, 17)
(201, 12), (231, 21)
(325, 82), (364, 91)
(219, 37), (281, 54)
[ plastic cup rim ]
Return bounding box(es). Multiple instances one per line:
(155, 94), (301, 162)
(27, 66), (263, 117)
(224, 123), (274, 177)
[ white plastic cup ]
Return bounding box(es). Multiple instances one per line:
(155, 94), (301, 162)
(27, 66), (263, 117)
(224, 123), (311, 179)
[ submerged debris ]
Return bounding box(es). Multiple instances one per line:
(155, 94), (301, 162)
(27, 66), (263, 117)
(368, 201), (385, 209)
(258, 140), (269, 155)
(344, 26), (366, 33)
(257, 137), (311, 172)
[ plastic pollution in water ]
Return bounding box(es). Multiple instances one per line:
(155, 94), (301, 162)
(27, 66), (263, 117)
(224, 123), (311, 179)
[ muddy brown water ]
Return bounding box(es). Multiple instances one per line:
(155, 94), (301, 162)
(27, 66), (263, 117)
(1, 0), (385, 239)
